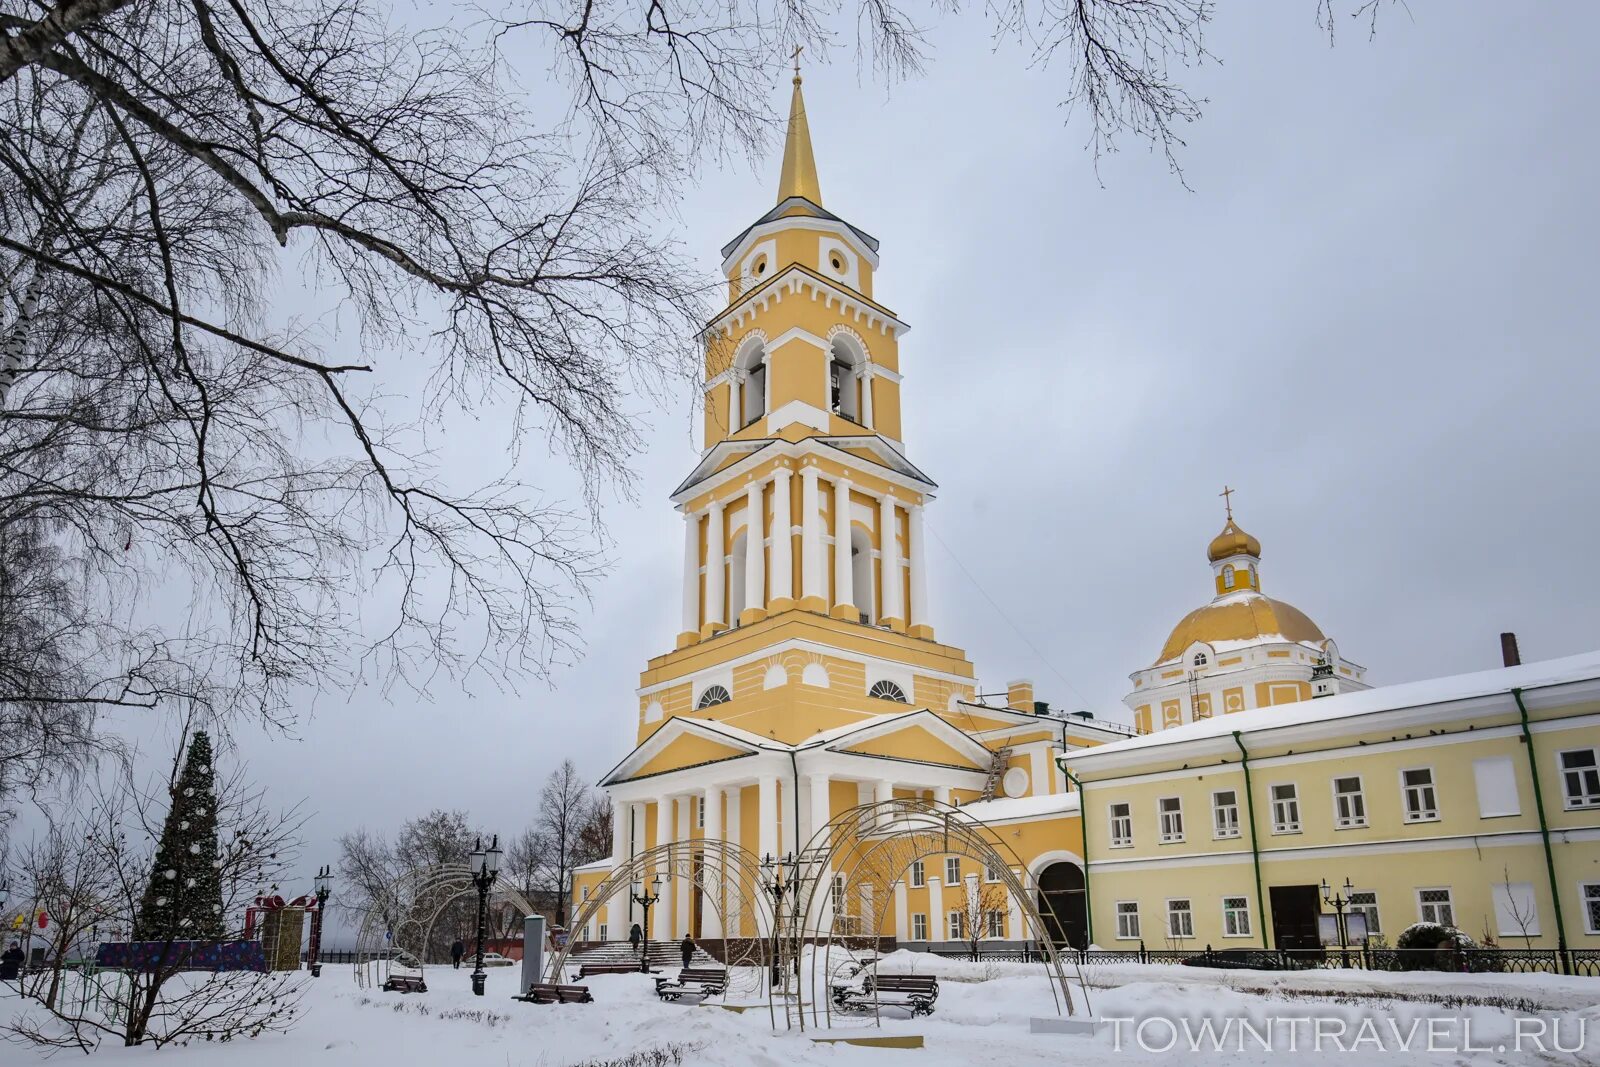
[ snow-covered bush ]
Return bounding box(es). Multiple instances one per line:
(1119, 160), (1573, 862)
(1394, 922), (1476, 971)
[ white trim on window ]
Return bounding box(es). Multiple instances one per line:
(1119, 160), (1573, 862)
(1558, 748), (1600, 810)
(1581, 883), (1600, 936)
(911, 913), (928, 941)
(1108, 801), (1133, 848)
(1417, 887), (1454, 927)
(1158, 796), (1185, 843)
(1115, 901), (1141, 940)
(1222, 895), (1252, 938)
(1270, 782), (1301, 834)
(909, 860), (925, 888)
(1401, 766), (1440, 822)
(944, 857), (961, 884)
(1332, 774), (1368, 829)
(1211, 789), (1241, 840)
(1166, 898), (1194, 939)
(947, 910), (965, 941)
(1348, 889), (1381, 936)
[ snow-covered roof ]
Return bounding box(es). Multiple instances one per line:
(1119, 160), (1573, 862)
(953, 791), (1080, 825)
(1070, 649), (1600, 770)
(573, 857), (615, 873)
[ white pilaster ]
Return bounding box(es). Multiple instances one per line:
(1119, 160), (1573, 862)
(893, 880), (908, 943)
(743, 479), (765, 618)
(800, 467), (824, 605)
(725, 787), (742, 937)
(757, 775), (778, 860)
(779, 778), (796, 855)
(1030, 747), (1048, 796)
(932, 785), (951, 807)
(680, 510), (700, 636)
(702, 787), (723, 938)
(729, 371), (742, 430)
(874, 778), (895, 831)
(908, 504), (930, 632)
(928, 877), (945, 943)
(654, 797), (673, 940)
(878, 494), (902, 625)
(807, 773), (831, 849)
(858, 367), (874, 428)
(770, 467), (793, 606)
(704, 500), (725, 631)
(832, 476), (854, 613)
(1007, 868), (1024, 942)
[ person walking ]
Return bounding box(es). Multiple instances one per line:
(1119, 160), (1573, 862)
(629, 922), (643, 957)
(680, 934), (695, 971)
(0, 942), (23, 981)
(450, 938), (465, 970)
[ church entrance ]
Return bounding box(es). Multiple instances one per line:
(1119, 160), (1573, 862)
(1035, 862), (1088, 950)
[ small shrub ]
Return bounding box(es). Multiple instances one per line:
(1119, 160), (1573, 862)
(1394, 922), (1475, 971)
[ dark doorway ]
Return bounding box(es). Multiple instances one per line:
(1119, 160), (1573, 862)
(1036, 862), (1088, 950)
(1269, 885), (1322, 950)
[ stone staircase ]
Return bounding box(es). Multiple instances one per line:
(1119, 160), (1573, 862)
(568, 941), (719, 969)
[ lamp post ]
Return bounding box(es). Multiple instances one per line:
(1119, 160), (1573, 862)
(308, 865), (333, 977)
(759, 852), (798, 993)
(1320, 877), (1355, 968)
(630, 875), (663, 973)
(469, 835), (501, 996)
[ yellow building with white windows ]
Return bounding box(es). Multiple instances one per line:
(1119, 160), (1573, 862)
(569, 74), (1125, 955)
(1066, 652), (1600, 954)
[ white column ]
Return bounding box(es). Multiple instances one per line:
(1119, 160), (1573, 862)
(779, 779), (796, 855)
(729, 372), (742, 430)
(675, 796), (691, 938)
(629, 801), (646, 925)
(702, 787), (723, 939)
(832, 476), (854, 612)
(928, 878), (945, 943)
(894, 880), (909, 943)
(858, 367), (874, 428)
(654, 798), (674, 940)
(757, 775), (778, 860)
(908, 504), (930, 632)
(770, 467), (793, 606)
(878, 494), (902, 625)
(703, 500), (725, 630)
(606, 880), (626, 941)
(1007, 868), (1024, 942)
(801, 467), (824, 605)
(743, 479), (765, 619)
(932, 785), (951, 807)
(807, 773), (831, 848)
(680, 510), (700, 636)
(725, 787), (742, 937)
(874, 778), (895, 831)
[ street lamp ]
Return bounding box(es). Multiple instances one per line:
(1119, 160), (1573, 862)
(308, 865), (333, 977)
(630, 875), (663, 973)
(1320, 877), (1355, 967)
(759, 852), (798, 993)
(469, 835), (501, 996)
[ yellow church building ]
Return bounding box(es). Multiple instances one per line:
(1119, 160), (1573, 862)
(571, 74), (1600, 967)
(569, 72), (1128, 955)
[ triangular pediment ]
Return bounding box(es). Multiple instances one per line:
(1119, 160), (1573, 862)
(823, 710), (990, 771)
(601, 717), (764, 786)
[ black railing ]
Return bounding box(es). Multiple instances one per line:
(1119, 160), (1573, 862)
(924, 942), (1600, 977)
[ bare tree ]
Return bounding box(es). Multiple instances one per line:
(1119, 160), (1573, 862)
(508, 760), (608, 926)
(336, 809), (485, 961)
(6, 815), (120, 1011)
(955, 873), (1009, 960)
(3, 751), (308, 1049)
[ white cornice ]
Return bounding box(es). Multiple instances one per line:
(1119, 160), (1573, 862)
(635, 634), (977, 697)
(708, 266), (908, 340)
(720, 216), (882, 275)
(671, 437), (936, 506)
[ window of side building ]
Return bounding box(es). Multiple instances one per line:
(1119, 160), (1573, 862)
(1222, 896), (1252, 938)
(1560, 748), (1600, 809)
(1212, 790), (1240, 839)
(911, 913), (928, 940)
(1348, 890), (1381, 936)
(1418, 888), (1454, 926)
(1270, 783), (1301, 834)
(1166, 899), (1194, 939)
(1115, 902), (1140, 940)
(1402, 768), (1440, 822)
(910, 860), (925, 887)
(1109, 802), (1134, 848)
(944, 857), (960, 884)
(1333, 775), (1368, 829)
(1158, 797), (1185, 843)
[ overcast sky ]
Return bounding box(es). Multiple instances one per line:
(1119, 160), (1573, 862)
(25, 3), (1600, 933)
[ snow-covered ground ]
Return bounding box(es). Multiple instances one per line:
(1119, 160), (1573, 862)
(3, 953), (1597, 1064)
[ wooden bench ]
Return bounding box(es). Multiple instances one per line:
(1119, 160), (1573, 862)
(381, 975), (428, 994)
(577, 961), (645, 978)
(833, 974), (938, 1016)
(654, 967), (728, 1001)
(515, 983), (593, 1004)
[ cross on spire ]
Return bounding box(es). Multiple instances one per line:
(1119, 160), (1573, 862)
(1219, 485), (1235, 521)
(792, 45), (803, 83)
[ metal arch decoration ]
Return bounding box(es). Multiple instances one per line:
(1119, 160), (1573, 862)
(549, 839), (774, 1008)
(351, 864), (537, 989)
(786, 797), (1091, 1030)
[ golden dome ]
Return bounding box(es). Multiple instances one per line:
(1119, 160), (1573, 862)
(1207, 519), (1261, 563)
(1155, 594), (1326, 666)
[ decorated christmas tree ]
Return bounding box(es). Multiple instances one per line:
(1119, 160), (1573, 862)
(134, 731), (226, 941)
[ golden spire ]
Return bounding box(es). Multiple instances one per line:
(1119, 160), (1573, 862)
(775, 47), (822, 205)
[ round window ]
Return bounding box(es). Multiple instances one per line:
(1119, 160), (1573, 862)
(1002, 767), (1030, 799)
(754, 258), (766, 276)
(830, 254), (844, 272)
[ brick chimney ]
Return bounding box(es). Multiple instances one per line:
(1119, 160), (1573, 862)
(1501, 632), (1521, 668)
(1006, 679), (1034, 713)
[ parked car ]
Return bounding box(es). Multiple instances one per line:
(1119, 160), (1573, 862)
(477, 952), (516, 967)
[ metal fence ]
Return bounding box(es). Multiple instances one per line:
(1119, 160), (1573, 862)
(930, 943), (1600, 977)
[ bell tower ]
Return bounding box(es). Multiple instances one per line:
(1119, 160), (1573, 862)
(634, 73), (977, 746)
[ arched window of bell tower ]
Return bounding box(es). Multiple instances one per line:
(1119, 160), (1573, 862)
(828, 335), (867, 425)
(734, 338), (767, 427)
(850, 525), (875, 624)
